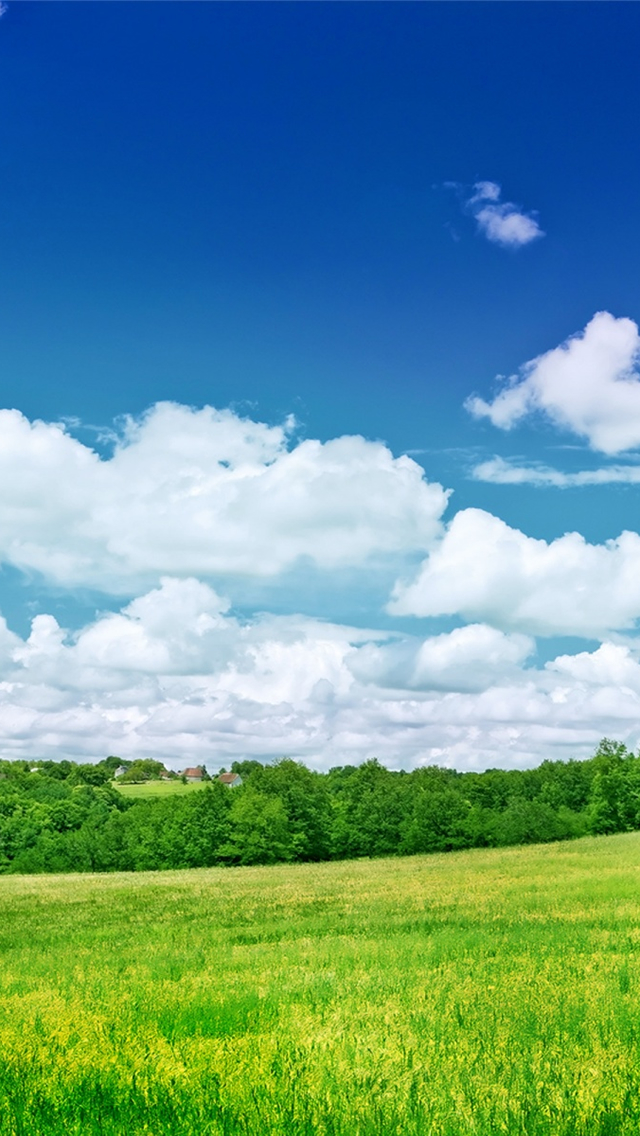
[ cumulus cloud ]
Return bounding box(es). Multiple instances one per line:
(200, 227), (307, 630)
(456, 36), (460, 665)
(348, 623), (534, 693)
(1, 579), (640, 771)
(0, 402), (449, 592)
(6, 394), (640, 772)
(472, 455), (640, 487)
(467, 311), (640, 454)
(388, 507), (640, 638)
(467, 180), (544, 248)
(547, 642), (640, 691)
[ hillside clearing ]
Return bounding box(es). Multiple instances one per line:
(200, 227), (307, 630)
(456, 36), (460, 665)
(113, 778), (208, 798)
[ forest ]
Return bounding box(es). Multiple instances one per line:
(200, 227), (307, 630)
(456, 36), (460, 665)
(0, 740), (638, 874)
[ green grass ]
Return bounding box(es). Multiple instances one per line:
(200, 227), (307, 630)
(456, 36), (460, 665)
(113, 778), (208, 797)
(2, 834), (640, 1134)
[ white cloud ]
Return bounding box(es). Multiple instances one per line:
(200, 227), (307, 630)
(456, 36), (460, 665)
(467, 180), (544, 248)
(5, 393), (640, 772)
(1, 579), (640, 771)
(474, 206), (542, 249)
(472, 455), (640, 487)
(349, 623), (533, 693)
(0, 402), (449, 592)
(467, 311), (640, 454)
(547, 642), (640, 691)
(469, 180), (502, 204)
(388, 507), (640, 638)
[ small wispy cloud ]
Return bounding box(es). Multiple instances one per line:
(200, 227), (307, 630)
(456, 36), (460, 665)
(466, 180), (544, 249)
(0, 4), (8, 18)
(469, 181), (501, 204)
(472, 455), (640, 488)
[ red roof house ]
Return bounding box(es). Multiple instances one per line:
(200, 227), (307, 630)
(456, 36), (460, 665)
(218, 772), (243, 788)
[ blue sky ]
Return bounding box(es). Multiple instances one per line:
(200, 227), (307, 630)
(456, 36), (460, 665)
(2, 2), (640, 770)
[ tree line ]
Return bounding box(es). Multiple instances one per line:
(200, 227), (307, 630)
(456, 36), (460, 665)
(0, 740), (638, 874)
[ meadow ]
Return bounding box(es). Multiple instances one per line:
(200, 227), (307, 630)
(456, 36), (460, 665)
(2, 834), (640, 1135)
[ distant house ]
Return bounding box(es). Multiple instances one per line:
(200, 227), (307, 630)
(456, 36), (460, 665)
(114, 765), (128, 779)
(218, 772), (242, 789)
(182, 767), (204, 782)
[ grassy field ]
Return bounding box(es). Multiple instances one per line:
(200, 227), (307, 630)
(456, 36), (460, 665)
(2, 834), (640, 1135)
(113, 779), (207, 798)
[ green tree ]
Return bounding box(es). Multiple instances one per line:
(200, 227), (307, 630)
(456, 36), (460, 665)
(400, 786), (471, 855)
(222, 787), (294, 865)
(118, 759), (166, 783)
(249, 760), (332, 861)
(328, 760), (410, 858)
